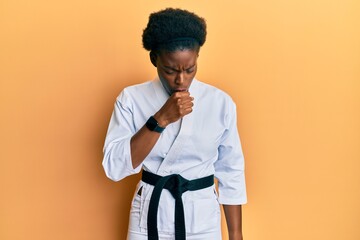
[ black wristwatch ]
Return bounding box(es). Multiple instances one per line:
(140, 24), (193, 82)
(145, 116), (165, 133)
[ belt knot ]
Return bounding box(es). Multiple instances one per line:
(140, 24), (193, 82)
(165, 174), (189, 199)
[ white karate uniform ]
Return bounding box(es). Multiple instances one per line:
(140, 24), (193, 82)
(102, 78), (247, 239)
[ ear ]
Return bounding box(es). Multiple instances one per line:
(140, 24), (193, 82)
(150, 51), (157, 67)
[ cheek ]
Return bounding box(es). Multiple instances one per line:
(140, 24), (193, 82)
(157, 70), (169, 81)
(158, 73), (173, 90)
(187, 70), (197, 81)
(159, 74), (173, 85)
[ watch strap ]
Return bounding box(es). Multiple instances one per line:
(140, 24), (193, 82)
(146, 116), (165, 133)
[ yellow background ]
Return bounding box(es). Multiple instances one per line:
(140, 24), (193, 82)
(1, 0), (359, 239)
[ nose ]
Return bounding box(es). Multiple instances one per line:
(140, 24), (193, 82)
(175, 72), (184, 85)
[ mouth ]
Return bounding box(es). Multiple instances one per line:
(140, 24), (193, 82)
(173, 88), (188, 92)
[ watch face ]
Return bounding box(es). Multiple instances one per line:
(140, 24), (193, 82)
(147, 117), (158, 130)
(146, 116), (164, 133)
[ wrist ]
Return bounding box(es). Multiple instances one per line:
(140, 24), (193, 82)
(153, 112), (168, 128)
(145, 116), (165, 133)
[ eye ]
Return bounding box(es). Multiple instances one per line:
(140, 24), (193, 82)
(186, 68), (195, 74)
(164, 70), (174, 75)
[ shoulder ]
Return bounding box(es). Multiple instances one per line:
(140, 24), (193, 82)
(116, 80), (154, 104)
(193, 79), (235, 106)
(120, 81), (153, 97)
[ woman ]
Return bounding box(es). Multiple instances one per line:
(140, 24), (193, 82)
(103, 8), (247, 240)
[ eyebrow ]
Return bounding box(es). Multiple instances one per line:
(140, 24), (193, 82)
(163, 64), (196, 72)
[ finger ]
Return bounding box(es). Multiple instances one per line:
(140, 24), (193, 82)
(177, 96), (192, 104)
(182, 106), (193, 116)
(183, 101), (194, 109)
(174, 91), (190, 98)
(182, 101), (194, 109)
(176, 98), (183, 108)
(178, 99), (194, 110)
(181, 97), (194, 104)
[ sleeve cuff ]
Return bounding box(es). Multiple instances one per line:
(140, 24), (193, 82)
(125, 138), (143, 174)
(218, 196), (247, 205)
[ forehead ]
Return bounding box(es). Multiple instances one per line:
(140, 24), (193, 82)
(157, 49), (198, 67)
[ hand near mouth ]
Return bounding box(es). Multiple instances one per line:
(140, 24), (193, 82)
(153, 91), (194, 127)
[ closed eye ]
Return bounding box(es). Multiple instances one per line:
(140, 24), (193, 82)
(185, 65), (196, 74)
(186, 68), (195, 74)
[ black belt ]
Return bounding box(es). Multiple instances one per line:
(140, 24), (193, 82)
(141, 170), (214, 240)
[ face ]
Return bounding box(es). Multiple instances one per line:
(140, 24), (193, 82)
(152, 49), (199, 95)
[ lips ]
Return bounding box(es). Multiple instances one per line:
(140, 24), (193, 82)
(173, 88), (187, 92)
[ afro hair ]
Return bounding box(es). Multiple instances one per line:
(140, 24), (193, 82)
(142, 8), (207, 52)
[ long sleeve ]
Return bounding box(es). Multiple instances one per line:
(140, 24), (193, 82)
(214, 100), (247, 205)
(102, 90), (142, 181)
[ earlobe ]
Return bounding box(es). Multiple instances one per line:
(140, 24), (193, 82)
(150, 51), (157, 67)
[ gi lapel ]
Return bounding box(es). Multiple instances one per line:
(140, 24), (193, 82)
(152, 77), (169, 108)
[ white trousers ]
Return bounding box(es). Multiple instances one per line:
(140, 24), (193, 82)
(127, 214), (222, 240)
(127, 230), (221, 240)
(126, 182), (222, 240)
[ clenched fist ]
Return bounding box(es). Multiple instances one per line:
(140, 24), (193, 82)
(153, 91), (194, 127)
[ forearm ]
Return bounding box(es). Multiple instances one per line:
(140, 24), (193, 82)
(130, 92), (193, 169)
(130, 125), (161, 169)
(223, 205), (243, 240)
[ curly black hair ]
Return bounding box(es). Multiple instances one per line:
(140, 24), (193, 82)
(142, 8), (207, 53)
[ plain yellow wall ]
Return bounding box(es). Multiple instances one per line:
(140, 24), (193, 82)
(1, 0), (359, 239)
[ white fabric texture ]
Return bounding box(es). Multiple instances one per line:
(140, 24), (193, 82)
(102, 78), (247, 237)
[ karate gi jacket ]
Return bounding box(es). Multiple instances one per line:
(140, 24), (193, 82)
(103, 78), (247, 235)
